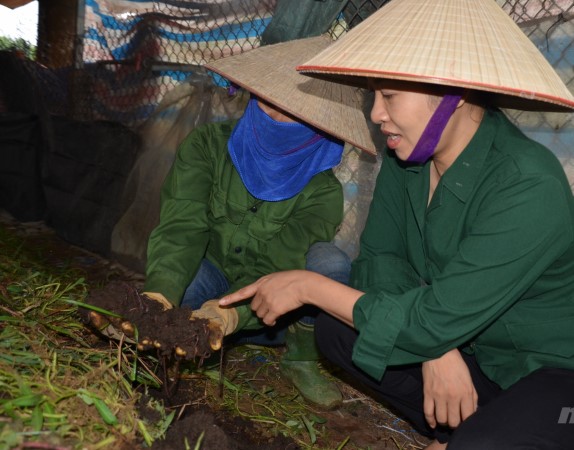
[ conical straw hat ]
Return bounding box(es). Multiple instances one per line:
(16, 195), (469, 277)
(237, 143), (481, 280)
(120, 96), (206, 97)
(298, 0), (574, 112)
(204, 35), (376, 154)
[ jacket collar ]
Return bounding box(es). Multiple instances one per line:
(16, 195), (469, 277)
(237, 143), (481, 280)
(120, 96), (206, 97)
(406, 108), (500, 206)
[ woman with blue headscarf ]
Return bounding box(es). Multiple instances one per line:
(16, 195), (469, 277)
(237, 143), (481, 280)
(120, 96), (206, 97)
(144, 94), (347, 409)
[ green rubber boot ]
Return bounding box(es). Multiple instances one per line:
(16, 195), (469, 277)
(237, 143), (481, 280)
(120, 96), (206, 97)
(279, 322), (342, 409)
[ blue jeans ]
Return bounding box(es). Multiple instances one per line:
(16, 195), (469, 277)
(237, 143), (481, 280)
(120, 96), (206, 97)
(181, 242), (351, 345)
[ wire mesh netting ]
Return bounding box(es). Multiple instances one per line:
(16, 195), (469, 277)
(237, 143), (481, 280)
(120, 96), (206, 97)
(1, 0), (573, 262)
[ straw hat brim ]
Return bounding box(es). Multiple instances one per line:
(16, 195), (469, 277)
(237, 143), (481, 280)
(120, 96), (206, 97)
(204, 35), (377, 154)
(297, 0), (574, 112)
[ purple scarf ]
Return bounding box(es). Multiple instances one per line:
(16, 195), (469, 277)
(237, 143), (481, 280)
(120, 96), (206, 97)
(407, 94), (462, 164)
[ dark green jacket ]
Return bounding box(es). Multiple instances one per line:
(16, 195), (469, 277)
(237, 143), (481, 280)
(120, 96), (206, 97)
(144, 121), (343, 306)
(351, 109), (574, 389)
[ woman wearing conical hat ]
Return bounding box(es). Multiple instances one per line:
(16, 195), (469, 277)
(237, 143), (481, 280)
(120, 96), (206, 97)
(221, 0), (574, 448)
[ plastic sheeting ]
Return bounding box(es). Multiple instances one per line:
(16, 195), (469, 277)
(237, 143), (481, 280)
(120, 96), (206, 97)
(83, 0), (275, 62)
(80, 0), (275, 123)
(110, 71), (250, 271)
(0, 113), (45, 221)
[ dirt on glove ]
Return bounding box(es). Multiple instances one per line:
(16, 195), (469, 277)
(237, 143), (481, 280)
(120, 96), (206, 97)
(78, 280), (214, 362)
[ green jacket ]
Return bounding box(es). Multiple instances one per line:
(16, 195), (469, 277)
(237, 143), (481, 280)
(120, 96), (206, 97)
(351, 109), (574, 389)
(144, 120), (343, 306)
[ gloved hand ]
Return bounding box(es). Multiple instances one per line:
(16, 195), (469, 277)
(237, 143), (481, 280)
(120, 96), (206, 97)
(86, 291), (172, 345)
(142, 292), (174, 310)
(187, 300), (239, 351)
(85, 288), (240, 357)
(135, 299), (240, 358)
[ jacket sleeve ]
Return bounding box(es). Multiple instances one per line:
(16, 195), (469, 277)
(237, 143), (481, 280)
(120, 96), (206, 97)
(351, 151), (422, 295)
(144, 125), (224, 305)
(351, 165), (573, 382)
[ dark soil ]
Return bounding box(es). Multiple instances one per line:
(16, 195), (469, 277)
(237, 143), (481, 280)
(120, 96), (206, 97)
(79, 280), (215, 362)
(135, 378), (302, 450)
(0, 211), (431, 450)
(137, 388), (301, 450)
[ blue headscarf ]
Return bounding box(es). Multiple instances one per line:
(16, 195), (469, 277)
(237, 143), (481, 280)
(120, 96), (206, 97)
(228, 98), (344, 202)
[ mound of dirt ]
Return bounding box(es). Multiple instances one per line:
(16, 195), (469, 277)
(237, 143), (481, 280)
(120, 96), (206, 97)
(143, 402), (300, 450)
(79, 281), (214, 362)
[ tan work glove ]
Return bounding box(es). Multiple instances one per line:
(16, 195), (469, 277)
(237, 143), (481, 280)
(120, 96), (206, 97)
(87, 291), (172, 345)
(86, 288), (238, 355)
(141, 299), (240, 356)
(190, 300), (239, 351)
(143, 292), (174, 310)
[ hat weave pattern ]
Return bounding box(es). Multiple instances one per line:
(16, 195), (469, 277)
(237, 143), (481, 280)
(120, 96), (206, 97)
(298, 0), (574, 112)
(205, 35), (377, 154)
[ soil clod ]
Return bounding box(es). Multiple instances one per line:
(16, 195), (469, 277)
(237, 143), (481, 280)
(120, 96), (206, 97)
(80, 281), (214, 363)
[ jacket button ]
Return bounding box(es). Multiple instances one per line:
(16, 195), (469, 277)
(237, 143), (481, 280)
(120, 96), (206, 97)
(250, 206), (258, 213)
(234, 246), (242, 253)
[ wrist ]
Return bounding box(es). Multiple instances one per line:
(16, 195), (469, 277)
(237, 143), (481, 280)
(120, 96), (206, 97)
(300, 270), (328, 308)
(300, 271), (361, 327)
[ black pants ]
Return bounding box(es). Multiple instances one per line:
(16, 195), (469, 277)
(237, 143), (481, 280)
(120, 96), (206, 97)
(316, 312), (574, 449)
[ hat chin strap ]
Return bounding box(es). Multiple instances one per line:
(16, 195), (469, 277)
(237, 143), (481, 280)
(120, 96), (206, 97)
(407, 94), (462, 164)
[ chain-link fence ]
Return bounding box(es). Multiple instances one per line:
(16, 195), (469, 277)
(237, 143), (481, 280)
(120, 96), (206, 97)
(1, 0), (573, 262)
(498, 0), (574, 213)
(26, 1), (572, 124)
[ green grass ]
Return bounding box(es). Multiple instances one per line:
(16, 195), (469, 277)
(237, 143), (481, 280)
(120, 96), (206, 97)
(0, 224), (171, 450)
(0, 222), (423, 450)
(0, 223), (335, 449)
(188, 345), (352, 449)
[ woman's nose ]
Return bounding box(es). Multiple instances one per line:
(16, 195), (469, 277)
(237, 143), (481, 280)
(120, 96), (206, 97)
(370, 92), (388, 124)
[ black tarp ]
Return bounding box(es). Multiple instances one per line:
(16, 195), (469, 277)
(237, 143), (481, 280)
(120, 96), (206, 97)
(0, 50), (141, 255)
(0, 113), (46, 221)
(42, 118), (140, 254)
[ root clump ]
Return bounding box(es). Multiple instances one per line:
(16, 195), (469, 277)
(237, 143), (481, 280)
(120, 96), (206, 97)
(81, 281), (213, 361)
